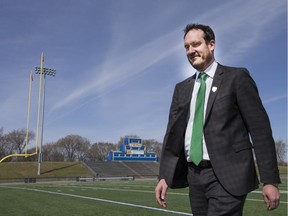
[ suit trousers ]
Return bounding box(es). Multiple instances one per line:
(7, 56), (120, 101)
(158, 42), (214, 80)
(187, 163), (247, 216)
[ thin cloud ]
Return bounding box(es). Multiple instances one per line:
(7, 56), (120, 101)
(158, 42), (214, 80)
(212, 0), (286, 64)
(263, 94), (287, 104)
(51, 0), (286, 115)
(51, 29), (182, 111)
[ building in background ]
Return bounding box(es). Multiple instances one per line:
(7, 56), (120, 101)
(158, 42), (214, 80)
(107, 137), (158, 161)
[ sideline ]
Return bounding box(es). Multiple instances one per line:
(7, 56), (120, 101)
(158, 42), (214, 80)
(1, 186), (193, 216)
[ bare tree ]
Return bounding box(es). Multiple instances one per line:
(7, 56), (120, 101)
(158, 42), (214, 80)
(75, 138), (90, 162)
(42, 142), (65, 161)
(0, 127), (12, 160)
(88, 142), (116, 161)
(275, 140), (287, 165)
(142, 139), (162, 157)
(57, 134), (90, 162)
(5, 129), (35, 161)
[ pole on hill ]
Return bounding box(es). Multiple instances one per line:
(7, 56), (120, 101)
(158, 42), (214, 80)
(35, 52), (56, 175)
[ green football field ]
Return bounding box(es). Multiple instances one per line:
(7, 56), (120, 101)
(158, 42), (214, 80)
(0, 179), (286, 216)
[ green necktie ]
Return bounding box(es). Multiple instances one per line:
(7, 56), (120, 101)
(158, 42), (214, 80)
(190, 72), (207, 165)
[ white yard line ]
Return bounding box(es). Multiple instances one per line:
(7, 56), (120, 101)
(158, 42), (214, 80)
(61, 184), (288, 204)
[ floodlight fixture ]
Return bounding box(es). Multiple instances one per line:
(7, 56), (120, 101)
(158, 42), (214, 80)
(35, 67), (56, 77)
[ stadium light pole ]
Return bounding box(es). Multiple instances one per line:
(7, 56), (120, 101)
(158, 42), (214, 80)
(35, 65), (56, 176)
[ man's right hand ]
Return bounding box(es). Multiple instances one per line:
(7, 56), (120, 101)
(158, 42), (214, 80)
(155, 179), (168, 208)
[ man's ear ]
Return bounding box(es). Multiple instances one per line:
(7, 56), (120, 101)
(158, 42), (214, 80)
(209, 40), (215, 53)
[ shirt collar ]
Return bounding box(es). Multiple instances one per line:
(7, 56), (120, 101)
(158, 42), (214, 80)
(196, 61), (218, 80)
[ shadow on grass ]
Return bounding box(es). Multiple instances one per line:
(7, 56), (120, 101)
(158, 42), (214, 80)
(41, 163), (79, 174)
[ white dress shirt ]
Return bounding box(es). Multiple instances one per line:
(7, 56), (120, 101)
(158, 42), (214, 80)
(185, 61), (218, 162)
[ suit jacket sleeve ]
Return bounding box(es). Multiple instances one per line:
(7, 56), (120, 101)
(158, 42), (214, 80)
(158, 80), (191, 188)
(235, 69), (280, 184)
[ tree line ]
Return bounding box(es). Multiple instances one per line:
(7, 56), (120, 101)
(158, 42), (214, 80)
(0, 128), (162, 162)
(0, 127), (286, 165)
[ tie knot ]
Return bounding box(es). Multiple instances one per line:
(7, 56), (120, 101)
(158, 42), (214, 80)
(199, 72), (207, 81)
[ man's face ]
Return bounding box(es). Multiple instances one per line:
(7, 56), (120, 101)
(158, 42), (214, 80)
(184, 29), (215, 72)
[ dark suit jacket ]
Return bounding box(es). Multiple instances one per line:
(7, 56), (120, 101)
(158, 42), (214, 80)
(159, 64), (281, 196)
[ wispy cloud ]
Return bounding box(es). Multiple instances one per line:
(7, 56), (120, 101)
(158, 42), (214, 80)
(211, 0), (286, 64)
(179, 0), (287, 77)
(51, 29), (182, 112)
(263, 94), (287, 104)
(50, 0), (286, 116)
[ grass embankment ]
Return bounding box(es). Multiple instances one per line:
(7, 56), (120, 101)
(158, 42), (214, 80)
(0, 162), (93, 179)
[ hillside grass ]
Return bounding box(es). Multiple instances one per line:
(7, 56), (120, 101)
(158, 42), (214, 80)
(0, 162), (286, 182)
(0, 161), (286, 177)
(0, 162), (93, 179)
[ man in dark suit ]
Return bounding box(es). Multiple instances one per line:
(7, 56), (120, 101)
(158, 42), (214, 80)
(155, 23), (280, 216)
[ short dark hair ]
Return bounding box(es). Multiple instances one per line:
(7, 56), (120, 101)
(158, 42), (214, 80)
(183, 24), (215, 43)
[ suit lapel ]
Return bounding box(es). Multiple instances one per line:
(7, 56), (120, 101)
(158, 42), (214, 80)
(183, 75), (196, 104)
(204, 64), (224, 124)
(183, 74), (196, 122)
(165, 75), (195, 141)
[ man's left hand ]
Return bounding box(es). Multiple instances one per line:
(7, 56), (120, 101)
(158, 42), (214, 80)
(262, 184), (280, 211)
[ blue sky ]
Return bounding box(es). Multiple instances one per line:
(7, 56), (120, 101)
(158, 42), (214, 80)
(0, 0), (286, 146)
